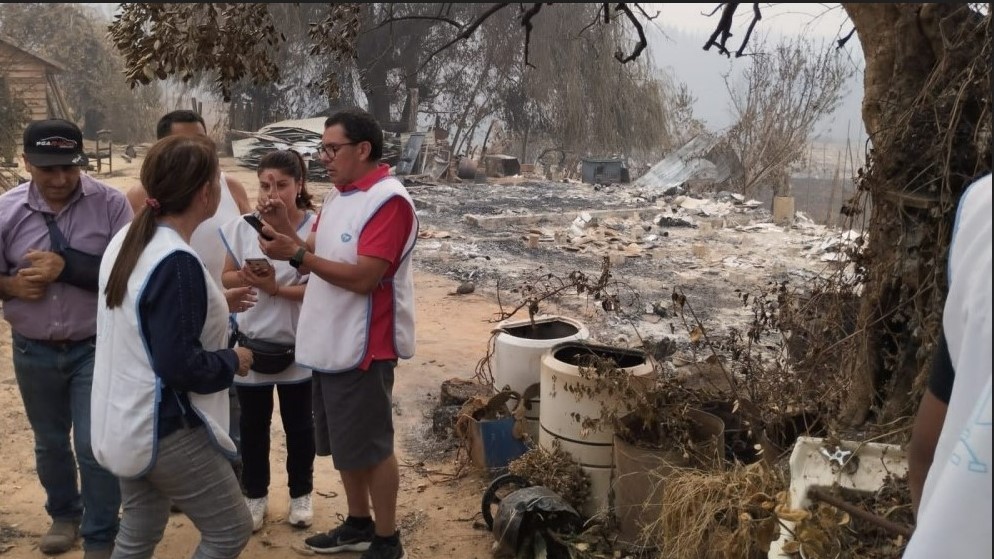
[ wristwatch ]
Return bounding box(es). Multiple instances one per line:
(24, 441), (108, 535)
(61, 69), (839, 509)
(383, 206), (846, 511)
(289, 247), (307, 269)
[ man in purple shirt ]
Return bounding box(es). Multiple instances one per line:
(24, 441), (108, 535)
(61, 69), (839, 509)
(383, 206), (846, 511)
(0, 119), (131, 559)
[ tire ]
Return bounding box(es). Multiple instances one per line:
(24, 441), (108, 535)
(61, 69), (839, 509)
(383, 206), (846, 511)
(481, 473), (531, 530)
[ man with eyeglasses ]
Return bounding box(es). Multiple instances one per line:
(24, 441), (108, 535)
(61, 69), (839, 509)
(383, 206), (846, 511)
(256, 108), (417, 559)
(0, 119), (131, 559)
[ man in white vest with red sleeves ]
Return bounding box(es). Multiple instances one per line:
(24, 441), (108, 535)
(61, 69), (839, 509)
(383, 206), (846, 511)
(257, 108), (417, 559)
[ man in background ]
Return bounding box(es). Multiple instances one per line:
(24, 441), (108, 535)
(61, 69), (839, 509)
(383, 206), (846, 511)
(127, 110), (255, 493)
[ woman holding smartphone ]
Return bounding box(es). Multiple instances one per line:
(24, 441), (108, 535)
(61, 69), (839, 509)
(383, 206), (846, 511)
(219, 149), (317, 533)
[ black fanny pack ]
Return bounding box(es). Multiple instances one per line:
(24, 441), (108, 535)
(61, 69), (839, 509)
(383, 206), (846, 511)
(236, 331), (295, 374)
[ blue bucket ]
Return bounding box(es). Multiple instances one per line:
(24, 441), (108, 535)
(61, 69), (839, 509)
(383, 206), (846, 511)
(476, 416), (529, 472)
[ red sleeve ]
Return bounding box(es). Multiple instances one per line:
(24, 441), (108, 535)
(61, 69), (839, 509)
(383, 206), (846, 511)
(312, 210), (321, 232)
(357, 197), (415, 268)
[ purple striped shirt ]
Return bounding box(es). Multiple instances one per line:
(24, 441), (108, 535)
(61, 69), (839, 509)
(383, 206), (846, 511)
(0, 174), (133, 340)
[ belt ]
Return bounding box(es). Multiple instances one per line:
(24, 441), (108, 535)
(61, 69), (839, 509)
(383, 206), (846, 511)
(13, 333), (96, 348)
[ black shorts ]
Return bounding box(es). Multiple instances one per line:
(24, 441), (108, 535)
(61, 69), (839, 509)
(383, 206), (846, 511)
(313, 360), (396, 471)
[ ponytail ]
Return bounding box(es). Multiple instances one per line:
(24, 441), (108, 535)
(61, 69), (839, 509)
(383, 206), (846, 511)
(103, 134), (219, 308)
(104, 209), (157, 308)
(289, 150), (315, 210)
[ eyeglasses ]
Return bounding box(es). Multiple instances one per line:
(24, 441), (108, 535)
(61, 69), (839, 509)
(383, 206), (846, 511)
(316, 141), (359, 159)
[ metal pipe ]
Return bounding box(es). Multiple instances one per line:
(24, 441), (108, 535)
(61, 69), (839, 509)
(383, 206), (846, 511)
(807, 487), (913, 539)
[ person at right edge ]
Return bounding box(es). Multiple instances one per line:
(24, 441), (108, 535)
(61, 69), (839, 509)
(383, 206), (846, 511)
(256, 108), (417, 559)
(906, 172), (991, 558)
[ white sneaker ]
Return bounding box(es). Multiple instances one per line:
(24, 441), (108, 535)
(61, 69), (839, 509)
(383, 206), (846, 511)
(288, 493), (313, 528)
(246, 496), (268, 532)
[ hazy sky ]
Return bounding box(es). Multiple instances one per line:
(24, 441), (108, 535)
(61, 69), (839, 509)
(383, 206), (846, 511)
(650, 3), (856, 42)
(644, 3), (867, 144)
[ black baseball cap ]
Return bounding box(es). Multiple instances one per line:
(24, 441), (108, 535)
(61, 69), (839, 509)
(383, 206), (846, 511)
(23, 119), (89, 167)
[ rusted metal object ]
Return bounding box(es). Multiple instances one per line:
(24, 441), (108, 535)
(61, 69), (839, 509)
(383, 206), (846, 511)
(808, 487), (913, 539)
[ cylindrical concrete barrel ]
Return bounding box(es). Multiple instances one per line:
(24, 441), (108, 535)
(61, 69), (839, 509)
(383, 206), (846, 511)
(492, 316), (589, 443)
(538, 341), (653, 516)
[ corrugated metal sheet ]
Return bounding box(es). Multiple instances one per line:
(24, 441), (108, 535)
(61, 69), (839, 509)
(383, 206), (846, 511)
(634, 134), (741, 193)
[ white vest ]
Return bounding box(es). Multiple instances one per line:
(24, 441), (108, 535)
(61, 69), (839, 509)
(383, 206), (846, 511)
(191, 173), (240, 287)
(219, 211), (316, 385)
(905, 174), (992, 558)
(296, 177), (418, 373)
(91, 225), (235, 479)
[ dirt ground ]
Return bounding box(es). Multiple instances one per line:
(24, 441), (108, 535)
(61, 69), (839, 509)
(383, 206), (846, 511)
(0, 154), (506, 558)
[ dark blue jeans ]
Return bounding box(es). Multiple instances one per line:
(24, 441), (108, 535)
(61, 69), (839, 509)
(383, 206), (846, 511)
(12, 333), (121, 550)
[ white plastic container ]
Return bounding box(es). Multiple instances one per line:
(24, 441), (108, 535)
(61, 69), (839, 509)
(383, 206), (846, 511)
(492, 315), (589, 442)
(538, 341), (654, 517)
(768, 436), (908, 558)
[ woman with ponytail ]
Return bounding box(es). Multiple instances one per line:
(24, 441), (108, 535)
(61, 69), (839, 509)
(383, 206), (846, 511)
(91, 134), (254, 559)
(219, 149), (317, 532)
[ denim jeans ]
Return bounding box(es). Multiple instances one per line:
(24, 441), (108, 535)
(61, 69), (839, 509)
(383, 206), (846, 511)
(113, 426), (252, 559)
(11, 332), (121, 550)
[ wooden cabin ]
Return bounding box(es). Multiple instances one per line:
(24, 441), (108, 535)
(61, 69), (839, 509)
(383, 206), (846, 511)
(0, 35), (70, 148)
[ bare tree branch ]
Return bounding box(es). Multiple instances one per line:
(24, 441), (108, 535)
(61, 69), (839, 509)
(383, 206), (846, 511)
(701, 2), (765, 58)
(404, 2), (657, 74)
(521, 3), (547, 68)
(837, 27), (857, 49)
(372, 14), (463, 32)
(703, 2), (739, 57)
(417, 3), (512, 73)
(578, 3), (608, 35)
(634, 4), (660, 21)
(721, 36), (852, 197)
(614, 3), (648, 63)
(734, 3), (762, 57)
(704, 4), (725, 18)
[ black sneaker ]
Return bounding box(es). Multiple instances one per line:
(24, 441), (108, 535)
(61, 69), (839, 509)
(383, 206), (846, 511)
(305, 517), (374, 554)
(360, 533), (405, 559)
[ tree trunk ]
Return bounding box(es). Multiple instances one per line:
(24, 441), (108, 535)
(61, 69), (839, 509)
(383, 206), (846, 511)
(520, 125), (530, 163)
(401, 86), (419, 133)
(361, 62), (392, 127)
(837, 4), (991, 426)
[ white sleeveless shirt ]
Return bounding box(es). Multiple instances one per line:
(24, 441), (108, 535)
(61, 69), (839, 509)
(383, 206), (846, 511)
(191, 173), (240, 287)
(92, 225), (235, 479)
(295, 178), (418, 373)
(219, 210), (316, 385)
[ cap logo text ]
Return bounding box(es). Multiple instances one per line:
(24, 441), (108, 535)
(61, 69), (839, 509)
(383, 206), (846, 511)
(35, 136), (77, 150)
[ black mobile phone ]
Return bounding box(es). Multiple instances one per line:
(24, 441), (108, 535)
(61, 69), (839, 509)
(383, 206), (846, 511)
(243, 215), (274, 241)
(244, 257), (273, 271)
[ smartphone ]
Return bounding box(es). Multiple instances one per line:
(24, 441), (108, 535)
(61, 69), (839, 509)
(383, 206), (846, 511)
(243, 214), (274, 241)
(244, 258), (273, 275)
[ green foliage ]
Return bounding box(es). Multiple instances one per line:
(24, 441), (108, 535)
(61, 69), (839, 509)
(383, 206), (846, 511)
(109, 3), (284, 104)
